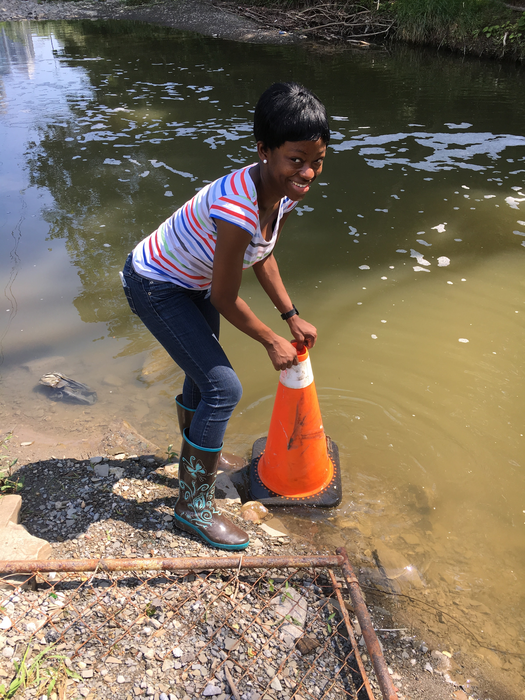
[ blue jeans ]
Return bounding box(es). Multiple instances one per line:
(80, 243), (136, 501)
(121, 254), (242, 449)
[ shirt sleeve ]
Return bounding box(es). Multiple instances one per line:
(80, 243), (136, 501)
(209, 195), (258, 237)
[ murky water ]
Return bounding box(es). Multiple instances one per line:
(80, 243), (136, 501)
(1, 20), (524, 693)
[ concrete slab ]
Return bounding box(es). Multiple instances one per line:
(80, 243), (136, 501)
(0, 521), (52, 562)
(0, 494), (22, 527)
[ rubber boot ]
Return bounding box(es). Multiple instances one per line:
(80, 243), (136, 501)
(174, 429), (249, 550)
(175, 394), (245, 471)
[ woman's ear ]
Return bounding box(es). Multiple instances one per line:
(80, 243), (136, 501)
(256, 141), (269, 163)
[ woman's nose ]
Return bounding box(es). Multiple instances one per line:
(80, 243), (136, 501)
(300, 163), (315, 180)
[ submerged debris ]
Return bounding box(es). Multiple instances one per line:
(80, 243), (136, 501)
(39, 372), (97, 405)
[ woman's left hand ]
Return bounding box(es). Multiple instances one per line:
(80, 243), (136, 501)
(287, 316), (317, 350)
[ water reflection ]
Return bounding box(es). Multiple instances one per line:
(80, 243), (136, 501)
(0, 23), (35, 77)
(1, 20), (524, 695)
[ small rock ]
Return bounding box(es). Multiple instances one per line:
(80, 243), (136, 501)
(2, 646), (14, 658)
(0, 617), (12, 631)
(105, 656), (121, 664)
(260, 516), (289, 537)
(81, 669), (94, 678)
(172, 647), (183, 658)
(102, 374), (124, 387)
(295, 636), (320, 656)
(424, 662), (433, 673)
(431, 650), (451, 671)
(202, 685), (221, 696)
(240, 508), (263, 523)
(90, 456), (103, 465)
(94, 463), (110, 477)
(240, 501), (269, 523)
(270, 677), (283, 691)
(117, 675), (126, 683)
(224, 637), (238, 651)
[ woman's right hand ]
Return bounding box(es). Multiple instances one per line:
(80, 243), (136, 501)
(264, 335), (298, 371)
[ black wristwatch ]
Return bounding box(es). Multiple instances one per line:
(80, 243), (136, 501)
(281, 305), (299, 320)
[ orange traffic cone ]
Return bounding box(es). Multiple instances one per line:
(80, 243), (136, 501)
(249, 344), (342, 507)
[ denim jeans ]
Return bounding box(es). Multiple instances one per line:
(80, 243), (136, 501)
(121, 254), (242, 449)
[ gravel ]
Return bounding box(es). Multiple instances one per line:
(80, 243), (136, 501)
(0, 450), (493, 700)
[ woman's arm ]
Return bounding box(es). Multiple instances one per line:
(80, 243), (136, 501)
(210, 220), (299, 370)
(252, 252), (317, 350)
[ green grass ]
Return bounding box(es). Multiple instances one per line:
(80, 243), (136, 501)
(0, 432), (21, 495)
(390, 0), (524, 57)
(391, 0), (497, 38)
(0, 642), (81, 699)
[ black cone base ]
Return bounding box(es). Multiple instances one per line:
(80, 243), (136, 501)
(249, 435), (342, 507)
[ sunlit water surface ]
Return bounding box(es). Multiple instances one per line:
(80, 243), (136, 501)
(1, 20), (524, 694)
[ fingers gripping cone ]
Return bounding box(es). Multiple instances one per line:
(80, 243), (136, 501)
(249, 344), (342, 507)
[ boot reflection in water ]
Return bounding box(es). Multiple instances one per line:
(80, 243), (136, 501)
(174, 429), (249, 550)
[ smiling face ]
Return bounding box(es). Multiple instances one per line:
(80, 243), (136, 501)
(258, 138), (327, 202)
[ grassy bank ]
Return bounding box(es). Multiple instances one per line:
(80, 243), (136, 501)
(228, 0), (525, 60)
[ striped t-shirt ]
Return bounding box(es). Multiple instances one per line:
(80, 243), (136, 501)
(132, 164), (297, 289)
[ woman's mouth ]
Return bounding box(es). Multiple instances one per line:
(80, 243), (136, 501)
(291, 180), (310, 193)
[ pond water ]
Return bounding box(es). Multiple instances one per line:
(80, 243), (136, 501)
(1, 19), (524, 694)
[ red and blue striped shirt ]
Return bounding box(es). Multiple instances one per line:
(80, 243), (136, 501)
(132, 164), (297, 289)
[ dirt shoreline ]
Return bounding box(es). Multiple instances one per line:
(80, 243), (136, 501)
(0, 0), (301, 43)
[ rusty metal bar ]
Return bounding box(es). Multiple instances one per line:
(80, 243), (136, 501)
(0, 554), (343, 575)
(337, 547), (399, 700)
(328, 569), (376, 700)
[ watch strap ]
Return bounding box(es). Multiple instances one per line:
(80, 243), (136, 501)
(281, 305), (299, 320)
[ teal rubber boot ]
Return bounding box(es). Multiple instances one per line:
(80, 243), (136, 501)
(174, 429), (249, 551)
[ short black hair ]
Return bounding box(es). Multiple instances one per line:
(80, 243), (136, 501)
(253, 82), (330, 150)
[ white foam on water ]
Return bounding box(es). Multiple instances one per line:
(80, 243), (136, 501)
(432, 223), (447, 233)
(437, 256), (451, 266)
(506, 196), (525, 210)
(410, 250), (431, 266)
(445, 122), (472, 129)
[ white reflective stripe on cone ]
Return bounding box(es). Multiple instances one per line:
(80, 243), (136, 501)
(279, 355), (314, 389)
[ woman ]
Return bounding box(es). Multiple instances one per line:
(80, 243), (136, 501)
(121, 82), (330, 551)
